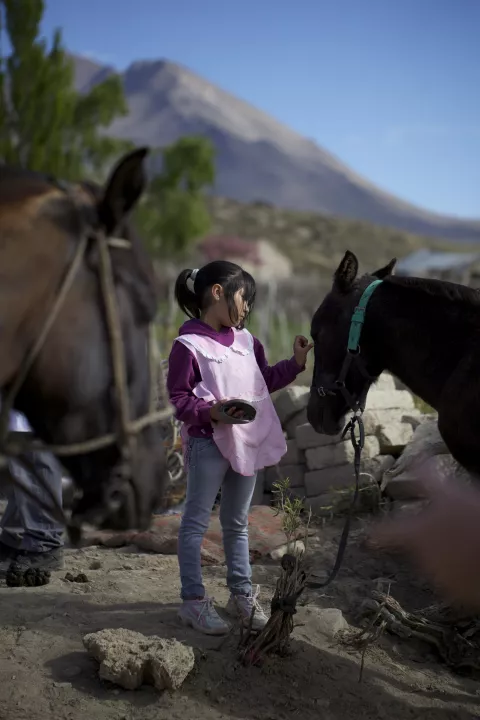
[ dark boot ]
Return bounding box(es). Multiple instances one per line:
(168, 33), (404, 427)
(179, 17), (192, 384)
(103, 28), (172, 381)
(0, 542), (20, 576)
(0, 541), (64, 575)
(15, 546), (65, 572)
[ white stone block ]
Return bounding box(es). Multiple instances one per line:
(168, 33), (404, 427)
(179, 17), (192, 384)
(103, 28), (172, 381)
(273, 386), (310, 426)
(373, 372), (396, 392)
(265, 464), (305, 490)
(363, 408), (405, 436)
(279, 438), (302, 466)
(366, 388), (415, 411)
(305, 436), (380, 471)
(284, 408), (308, 438)
(296, 423), (343, 450)
(304, 454), (394, 496)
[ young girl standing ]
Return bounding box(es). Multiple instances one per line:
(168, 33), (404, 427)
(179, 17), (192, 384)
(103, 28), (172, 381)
(167, 261), (312, 635)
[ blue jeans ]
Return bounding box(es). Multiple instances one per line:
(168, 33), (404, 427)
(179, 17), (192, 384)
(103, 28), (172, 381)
(1, 451), (64, 553)
(178, 437), (257, 600)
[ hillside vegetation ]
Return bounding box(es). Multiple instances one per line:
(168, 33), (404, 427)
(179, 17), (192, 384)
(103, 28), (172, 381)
(207, 196), (475, 276)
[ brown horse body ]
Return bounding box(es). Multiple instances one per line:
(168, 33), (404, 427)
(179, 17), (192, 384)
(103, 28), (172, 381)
(0, 149), (168, 531)
(308, 250), (480, 478)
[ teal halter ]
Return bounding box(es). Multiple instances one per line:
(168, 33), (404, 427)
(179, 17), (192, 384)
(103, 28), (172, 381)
(347, 279), (383, 353)
(313, 277), (383, 414)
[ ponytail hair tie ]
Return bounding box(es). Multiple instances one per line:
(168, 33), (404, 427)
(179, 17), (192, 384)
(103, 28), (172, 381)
(186, 268), (199, 294)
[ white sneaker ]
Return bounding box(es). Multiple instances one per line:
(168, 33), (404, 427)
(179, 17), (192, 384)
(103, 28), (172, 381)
(225, 585), (269, 630)
(178, 596), (231, 635)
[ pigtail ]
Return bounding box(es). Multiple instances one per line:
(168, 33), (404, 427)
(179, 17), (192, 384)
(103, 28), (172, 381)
(174, 269), (201, 319)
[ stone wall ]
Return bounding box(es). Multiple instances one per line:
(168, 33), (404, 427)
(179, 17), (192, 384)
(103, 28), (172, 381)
(255, 373), (423, 511)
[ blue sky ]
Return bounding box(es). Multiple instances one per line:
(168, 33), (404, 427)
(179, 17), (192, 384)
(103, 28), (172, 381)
(38, 0), (479, 217)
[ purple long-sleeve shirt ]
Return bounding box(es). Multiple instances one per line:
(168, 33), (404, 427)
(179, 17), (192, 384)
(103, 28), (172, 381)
(167, 319), (304, 438)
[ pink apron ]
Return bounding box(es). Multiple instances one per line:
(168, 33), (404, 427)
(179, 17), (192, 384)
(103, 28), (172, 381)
(175, 329), (286, 476)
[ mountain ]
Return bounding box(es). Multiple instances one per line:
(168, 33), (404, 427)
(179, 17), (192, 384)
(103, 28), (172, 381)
(72, 54), (480, 243)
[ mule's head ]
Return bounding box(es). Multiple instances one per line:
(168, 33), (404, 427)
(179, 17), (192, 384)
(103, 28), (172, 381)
(308, 251), (396, 435)
(10, 148), (169, 532)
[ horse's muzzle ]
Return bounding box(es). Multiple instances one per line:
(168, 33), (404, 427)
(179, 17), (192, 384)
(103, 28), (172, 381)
(307, 391), (344, 436)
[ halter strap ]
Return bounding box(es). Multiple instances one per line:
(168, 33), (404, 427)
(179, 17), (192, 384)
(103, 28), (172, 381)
(347, 279), (383, 353)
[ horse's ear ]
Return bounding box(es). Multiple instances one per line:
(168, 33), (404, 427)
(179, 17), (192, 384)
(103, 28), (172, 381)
(372, 258), (397, 279)
(333, 251), (359, 293)
(98, 147), (149, 234)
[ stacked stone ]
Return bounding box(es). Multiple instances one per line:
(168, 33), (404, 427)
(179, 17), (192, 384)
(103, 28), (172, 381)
(254, 373), (423, 511)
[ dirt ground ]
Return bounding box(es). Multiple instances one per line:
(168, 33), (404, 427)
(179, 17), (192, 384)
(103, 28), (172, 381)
(0, 517), (479, 720)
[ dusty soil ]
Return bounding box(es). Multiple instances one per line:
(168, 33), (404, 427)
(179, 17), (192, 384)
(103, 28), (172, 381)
(0, 518), (479, 720)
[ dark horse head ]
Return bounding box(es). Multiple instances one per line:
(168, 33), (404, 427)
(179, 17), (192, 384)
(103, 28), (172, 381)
(0, 148), (168, 531)
(308, 250), (396, 436)
(309, 250), (480, 479)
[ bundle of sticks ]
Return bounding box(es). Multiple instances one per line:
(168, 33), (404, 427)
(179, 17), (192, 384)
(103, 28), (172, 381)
(238, 552), (307, 667)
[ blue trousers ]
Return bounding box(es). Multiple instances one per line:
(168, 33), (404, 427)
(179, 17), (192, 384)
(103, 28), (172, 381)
(178, 437), (257, 600)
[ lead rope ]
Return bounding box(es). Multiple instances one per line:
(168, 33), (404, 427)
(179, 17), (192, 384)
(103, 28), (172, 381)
(307, 412), (365, 589)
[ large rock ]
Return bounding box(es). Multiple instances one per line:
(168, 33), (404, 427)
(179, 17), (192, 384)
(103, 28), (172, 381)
(363, 454), (396, 481)
(302, 607), (348, 639)
(305, 465), (354, 496)
(383, 453), (472, 500)
(377, 422), (415, 454)
(381, 415), (473, 500)
(273, 386), (309, 426)
(362, 408), (421, 436)
(385, 416), (446, 481)
(305, 436), (380, 471)
(265, 463), (305, 490)
(304, 455), (395, 496)
(83, 629), (195, 691)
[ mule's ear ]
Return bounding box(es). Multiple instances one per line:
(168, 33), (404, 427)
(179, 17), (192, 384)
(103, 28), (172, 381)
(372, 258), (397, 279)
(333, 250), (359, 293)
(98, 147), (149, 234)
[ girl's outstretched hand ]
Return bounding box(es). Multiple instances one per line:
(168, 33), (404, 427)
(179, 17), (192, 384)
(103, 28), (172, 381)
(293, 335), (313, 367)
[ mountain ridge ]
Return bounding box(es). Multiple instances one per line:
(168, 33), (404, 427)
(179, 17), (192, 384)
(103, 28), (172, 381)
(71, 53), (480, 243)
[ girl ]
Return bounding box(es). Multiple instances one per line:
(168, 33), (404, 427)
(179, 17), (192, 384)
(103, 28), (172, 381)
(167, 260), (312, 635)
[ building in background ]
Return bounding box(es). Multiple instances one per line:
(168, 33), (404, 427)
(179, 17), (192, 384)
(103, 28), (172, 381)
(199, 235), (292, 284)
(396, 249), (480, 286)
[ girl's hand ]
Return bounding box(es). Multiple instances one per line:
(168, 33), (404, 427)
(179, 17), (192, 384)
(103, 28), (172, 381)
(210, 400), (246, 423)
(293, 335), (313, 367)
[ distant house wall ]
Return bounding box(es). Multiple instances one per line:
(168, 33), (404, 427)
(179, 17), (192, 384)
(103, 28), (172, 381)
(199, 235), (292, 284)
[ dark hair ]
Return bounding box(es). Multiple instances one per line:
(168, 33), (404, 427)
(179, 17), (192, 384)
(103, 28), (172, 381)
(175, 260), (256, 328)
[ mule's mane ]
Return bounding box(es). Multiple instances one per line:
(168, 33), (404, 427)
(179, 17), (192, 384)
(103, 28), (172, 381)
(0, 165), (58, 205)
(384, 274), (480, 308)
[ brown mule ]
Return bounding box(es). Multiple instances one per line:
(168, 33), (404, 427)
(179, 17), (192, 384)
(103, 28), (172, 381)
(0, 148), (170, 535)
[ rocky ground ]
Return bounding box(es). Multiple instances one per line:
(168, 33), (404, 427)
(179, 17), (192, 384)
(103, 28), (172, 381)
(0, 516), (479, 720)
